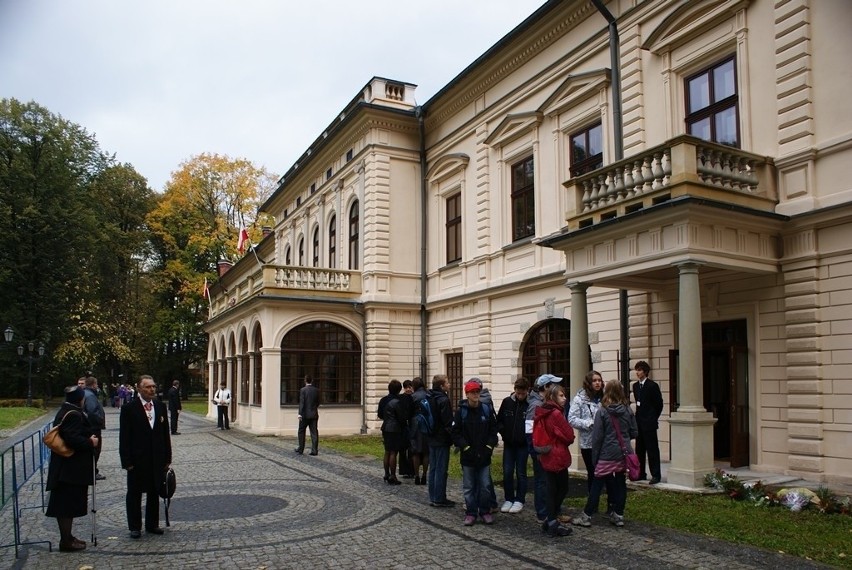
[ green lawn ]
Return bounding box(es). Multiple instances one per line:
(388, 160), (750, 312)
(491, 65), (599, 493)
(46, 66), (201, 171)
(0, 406), (48, 430)
(182, 395), (212, 415)
(322, 434), (852, 569)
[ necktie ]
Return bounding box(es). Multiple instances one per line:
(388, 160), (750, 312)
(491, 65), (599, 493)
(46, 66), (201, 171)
(144, 401), (153, 411)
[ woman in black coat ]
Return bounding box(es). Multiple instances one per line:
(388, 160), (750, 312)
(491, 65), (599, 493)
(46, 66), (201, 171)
(45, 386), (99, 552)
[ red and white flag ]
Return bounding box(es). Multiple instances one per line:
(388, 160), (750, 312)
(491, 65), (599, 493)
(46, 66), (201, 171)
(237, 223), (249, 254)
(202, 277), (209, 299)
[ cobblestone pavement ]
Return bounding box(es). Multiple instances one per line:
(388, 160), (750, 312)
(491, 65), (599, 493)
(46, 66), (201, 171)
(0, 408), (831, 569)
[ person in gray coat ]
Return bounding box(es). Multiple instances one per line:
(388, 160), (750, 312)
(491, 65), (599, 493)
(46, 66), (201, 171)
(295, 375), (320, 455)
(573, 380), (638, 528)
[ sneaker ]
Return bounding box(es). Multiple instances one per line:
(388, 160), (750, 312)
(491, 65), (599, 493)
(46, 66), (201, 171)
(500, 500), (513, 513)
(481, 513), (494, 525)
(609, 512), (625, 527)
(572, 512), (592, 527)
(463, 515), (476, 526)
(508, 501), (524, 514)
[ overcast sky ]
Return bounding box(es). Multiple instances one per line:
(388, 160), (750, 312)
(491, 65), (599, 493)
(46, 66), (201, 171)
(1, 0), (545, 192)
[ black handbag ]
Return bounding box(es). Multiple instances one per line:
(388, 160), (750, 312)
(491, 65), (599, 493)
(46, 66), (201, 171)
(159, 467), (176, 526)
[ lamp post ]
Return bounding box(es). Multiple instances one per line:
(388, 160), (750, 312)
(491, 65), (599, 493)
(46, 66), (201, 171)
(18, 342), (45, 407)
(4, 326), (46, 407)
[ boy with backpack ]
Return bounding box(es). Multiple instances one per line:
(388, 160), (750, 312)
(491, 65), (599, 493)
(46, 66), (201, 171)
(451, 379), (498, 526)
(497, 377), (530, 513)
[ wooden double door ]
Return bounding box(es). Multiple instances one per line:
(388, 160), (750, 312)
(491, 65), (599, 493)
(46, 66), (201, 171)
(670, 319), (749, 467)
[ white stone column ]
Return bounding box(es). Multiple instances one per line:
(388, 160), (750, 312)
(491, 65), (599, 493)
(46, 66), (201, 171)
(668, 262), (716, 488)
(568, 281), (589, 400)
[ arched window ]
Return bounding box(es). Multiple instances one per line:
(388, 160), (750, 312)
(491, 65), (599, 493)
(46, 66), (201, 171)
(328, 215), (337, 268)
(252, 324), (263, 406)
(312, 227), (320, 267)
(519, 319), (585, 386)
(239, 333), (249, 404)
(298, 238), (305, 266)
(349, 200), (359, 270)
(280, 321), (361, 405)
(285, 245), (291, 266)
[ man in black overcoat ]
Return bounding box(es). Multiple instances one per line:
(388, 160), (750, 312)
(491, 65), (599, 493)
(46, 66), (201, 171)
(119, 374), (172, 538)
(167, 379), (182, 435)
(632, 360), (664, 484)
(295, 375), (320, 455)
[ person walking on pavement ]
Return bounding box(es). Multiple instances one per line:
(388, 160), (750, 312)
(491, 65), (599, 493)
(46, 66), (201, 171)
(45, 385), (99, 552)
(295, 375), (320, 455)
(213, 381), (232, 430)
(119, 375), (172, 538)
(632, 361), (663, 484)
(168, 379), (182, 435)
(82, 376), (106, 480)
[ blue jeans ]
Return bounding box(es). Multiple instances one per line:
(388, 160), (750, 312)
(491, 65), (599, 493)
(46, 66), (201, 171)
(531, 455), (548, 519)
(502, 444), (529, 503)
(462, 464), (492, 516)
(428, 444), (450, 503)
(584, 472), (626, 516)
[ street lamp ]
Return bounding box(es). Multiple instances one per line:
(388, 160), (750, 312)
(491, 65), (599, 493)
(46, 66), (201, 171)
(5, 326), (46, 408)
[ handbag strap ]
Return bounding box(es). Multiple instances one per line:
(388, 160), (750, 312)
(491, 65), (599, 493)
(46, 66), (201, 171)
(56, 409), (79, 427)
(607, 412), (630, 457)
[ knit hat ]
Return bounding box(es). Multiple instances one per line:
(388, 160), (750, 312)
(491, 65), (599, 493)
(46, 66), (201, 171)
(64, 385), (85, 404)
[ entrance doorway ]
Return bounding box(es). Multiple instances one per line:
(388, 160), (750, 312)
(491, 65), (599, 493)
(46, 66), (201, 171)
(669, 319), (749, 467)
(703, 320), (749, 467)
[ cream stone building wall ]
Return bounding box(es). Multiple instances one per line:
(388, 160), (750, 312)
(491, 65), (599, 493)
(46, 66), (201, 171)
(204, 0), (852, 486)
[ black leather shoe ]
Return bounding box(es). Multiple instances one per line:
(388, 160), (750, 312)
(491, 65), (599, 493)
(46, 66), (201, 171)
(129, 530), (141, 539)
(171, 432), (181, 435)
(59, 539), (86, 552)
(95, 473), (106, 480)
(309, 451), (318, 456)
(294, 448), (303, 454)
(146, 527), (165, 535)
(649, 478), (661, 485)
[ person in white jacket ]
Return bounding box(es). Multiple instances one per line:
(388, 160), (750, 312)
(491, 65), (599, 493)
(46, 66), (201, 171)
(567, 371), (603, 492)
(213, 382), (232, 430)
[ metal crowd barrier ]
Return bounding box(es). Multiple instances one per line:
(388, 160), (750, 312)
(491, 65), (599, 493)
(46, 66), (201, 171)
(0, 421), (53, 557)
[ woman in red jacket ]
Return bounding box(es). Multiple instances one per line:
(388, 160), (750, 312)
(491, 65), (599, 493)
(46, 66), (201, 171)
(533, 383), (575, 537)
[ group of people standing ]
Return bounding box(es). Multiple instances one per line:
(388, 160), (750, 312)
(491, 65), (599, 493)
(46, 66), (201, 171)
(44, 374), (175, 551)
(377, 362), (664, 536)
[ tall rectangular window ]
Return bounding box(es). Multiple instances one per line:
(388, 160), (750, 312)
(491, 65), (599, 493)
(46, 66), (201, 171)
(511, 156), (535, 241)
(349, 201), (359, 270)
(570, 122), (603, 177)
(686, 57), (739, 147)
(328, 215), (337, 268)
(445, 353), (463, 411)
(446, 193), (461, 264)
(312, 228), (320, 267)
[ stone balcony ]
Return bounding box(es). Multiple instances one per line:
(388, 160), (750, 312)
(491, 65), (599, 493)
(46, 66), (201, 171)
(564, 135), (777, 230)
(209, 265), (362, 318)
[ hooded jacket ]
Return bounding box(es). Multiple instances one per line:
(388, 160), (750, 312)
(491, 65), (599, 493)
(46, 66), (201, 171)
(497, 393), (528, 447)
(590, 403), (639, 466)
(451, 400), (498, 467)
(567, 388), (601, 450)
(533, 402), (575, 472)
(426, 388), (453, 447)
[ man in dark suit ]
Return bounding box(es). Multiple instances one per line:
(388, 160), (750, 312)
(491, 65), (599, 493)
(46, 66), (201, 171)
(295, 375), (320, 455)
(632, 361), (664, 484)
(167, 379), (182, 435)
(119, 374), (172, 538)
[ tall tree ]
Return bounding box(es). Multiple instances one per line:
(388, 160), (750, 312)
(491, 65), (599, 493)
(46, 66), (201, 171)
(146, 153), (276, 385)
(0, 99), (109, 397)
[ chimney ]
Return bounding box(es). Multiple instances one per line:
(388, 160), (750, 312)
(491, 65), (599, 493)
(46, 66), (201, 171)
(217, 260), (233, 277)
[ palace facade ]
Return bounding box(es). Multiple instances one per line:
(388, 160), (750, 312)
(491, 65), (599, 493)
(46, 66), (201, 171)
(204, 0), (852, 487)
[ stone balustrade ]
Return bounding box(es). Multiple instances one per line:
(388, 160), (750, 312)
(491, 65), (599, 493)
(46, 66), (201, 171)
(209, 265), (361, 317)
(565, 135), (776, 229)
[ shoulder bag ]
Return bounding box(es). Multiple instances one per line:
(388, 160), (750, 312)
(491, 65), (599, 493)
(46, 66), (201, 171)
(43, 410), (79, 457)
(609, 412), (641, 481)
